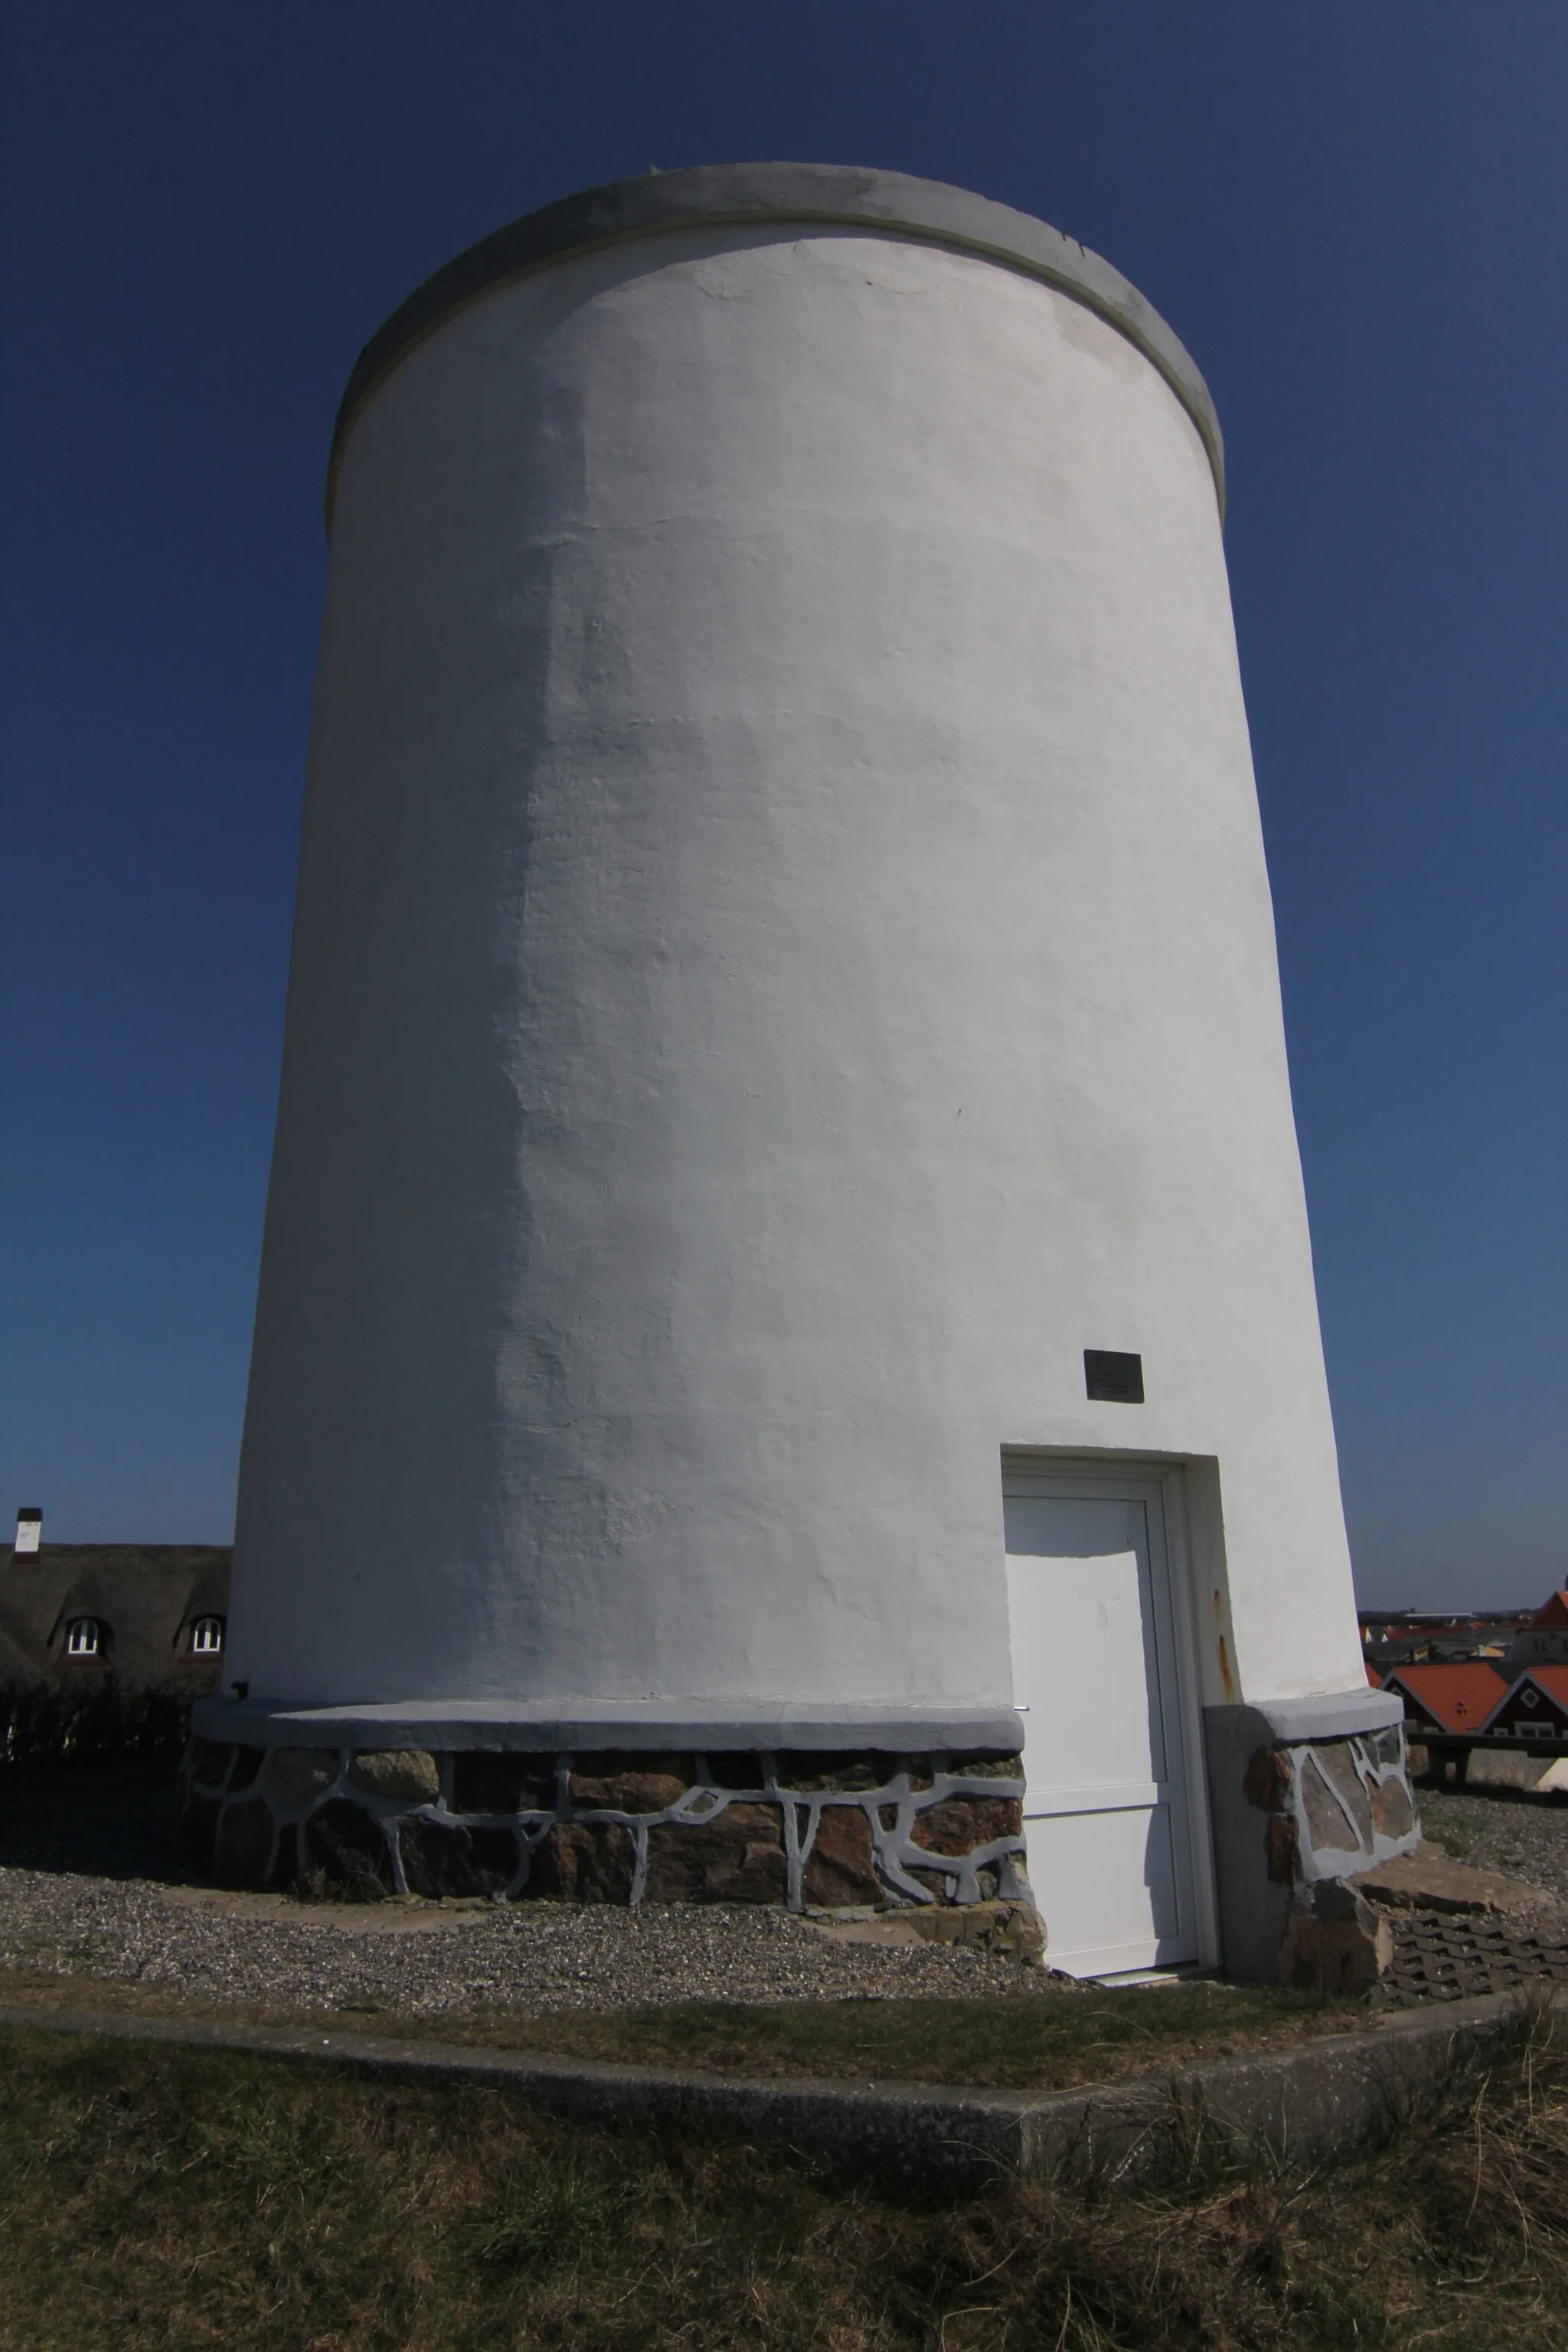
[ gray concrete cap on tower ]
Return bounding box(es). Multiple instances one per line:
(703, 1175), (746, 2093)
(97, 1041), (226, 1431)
(327, 161), (1224, 524)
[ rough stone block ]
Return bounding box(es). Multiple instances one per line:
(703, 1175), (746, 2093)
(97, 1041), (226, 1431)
(806, 1897), (1045, 1957)
(1313, 1744), (1375, 1851)
(953, 1753), (1025, 1782)
(1350, 1850), (1537, 1916)
(1278, 1880), (1392, 1992)
(801, 1805), (881, 1906)
(1367, 1772), (1416, 1840)
(468, 1825), (523, 1890)
(774, 1753), (885, 1792)
(188, 1740), (234, 1792)
(1243, 1746), (1293, 1812)
(348, 1748), (442, 1805)
(303, 1798), (393, 1896)
(1301, 1753), (1367, 1857)
(910, 1795), (1022, 1855)
(1456, 1749), (1548, 1792)
(913, 1900), (1047, 1963)
(1265, 1813), (1300, 1885)
(214, 1797), (276, 1889)
(228, 1745), (266, 1795)
(704, 1753), (769, 1791)
(907, 1866), (952, 1899)
(571, 1750), (694, 1788)
(570, 1769), (689, 1814)
(450, 1753), (557, 1815)
(643, 1803), (787, 1903)
(400, 1816), (518, 1899)
(265, 1747), (340, 1811)
(530, 1821), (636, 1903)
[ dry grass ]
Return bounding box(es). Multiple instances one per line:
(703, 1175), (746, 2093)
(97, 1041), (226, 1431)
(379, 1981), (1368, 2092)
(0, 2004), (1563, 2348)
(0, 1965), (1367, 2093)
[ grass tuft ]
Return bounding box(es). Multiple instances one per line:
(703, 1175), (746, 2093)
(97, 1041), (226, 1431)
(0, 2003), (1563, 2347)
(462, 2150), (629, 2271)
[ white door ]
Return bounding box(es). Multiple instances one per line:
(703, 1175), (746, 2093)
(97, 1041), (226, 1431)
(1003, 1477), (1202, 1977)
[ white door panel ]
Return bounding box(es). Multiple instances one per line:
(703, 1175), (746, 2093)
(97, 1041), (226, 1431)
(1022, 1807), (1182, 1975)
(1023, 1780), (1161, 1815)
(1004, 1482), (1200, 1978)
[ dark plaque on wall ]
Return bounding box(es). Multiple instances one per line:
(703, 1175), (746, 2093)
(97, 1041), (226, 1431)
(1084, 1349), (1145, 1403)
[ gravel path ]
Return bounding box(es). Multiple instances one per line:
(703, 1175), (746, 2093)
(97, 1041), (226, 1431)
(0, 1867), (1052, 2016)
(3, 1772), (1563, 2022)
(1416, 1783), (1568, 1913)
(0, 1767), (1060, 2017)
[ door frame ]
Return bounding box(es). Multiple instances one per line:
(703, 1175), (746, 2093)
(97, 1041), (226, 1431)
(1000, 1450), (1221, 1973)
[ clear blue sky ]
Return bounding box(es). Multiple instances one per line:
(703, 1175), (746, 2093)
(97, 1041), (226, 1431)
(2, 2), (1563, 1607)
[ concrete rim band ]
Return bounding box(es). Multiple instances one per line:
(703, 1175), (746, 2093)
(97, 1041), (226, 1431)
(325, 161), (1225, 531)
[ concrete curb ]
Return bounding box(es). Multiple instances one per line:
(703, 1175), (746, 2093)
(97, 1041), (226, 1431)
(0, 1991), (1553, 2191)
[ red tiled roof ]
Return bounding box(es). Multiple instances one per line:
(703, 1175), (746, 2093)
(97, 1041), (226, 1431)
(1486, 1665), (1568, 1730)
(1382, 1661), (1507, 1733)
(1365, 1664), (1382, 1687)
(1530, 1589), (1568, 1630)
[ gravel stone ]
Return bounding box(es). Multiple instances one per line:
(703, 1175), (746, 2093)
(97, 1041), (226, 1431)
(1416, 1783), (1568, 1920)
(5, 1771), (1557, 2024)
(0, 1867), (1061, 2017)
(265, 1749), (339, 1809)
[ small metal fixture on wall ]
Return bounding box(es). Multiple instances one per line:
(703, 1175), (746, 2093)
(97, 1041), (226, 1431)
(1084, 1350), (1144, 1403)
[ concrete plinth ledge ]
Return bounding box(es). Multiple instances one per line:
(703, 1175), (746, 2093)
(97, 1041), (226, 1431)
(0, 1991), (1550, 2191)
(1247, 1688), (1405, 1741)
(191, 1697), (1027, 1754)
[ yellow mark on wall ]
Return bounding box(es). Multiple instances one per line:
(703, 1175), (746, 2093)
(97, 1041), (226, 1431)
(1214, 1591), (1235, 1700)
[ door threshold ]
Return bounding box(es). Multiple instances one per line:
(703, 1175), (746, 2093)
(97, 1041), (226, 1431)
(1056, 1962), (1215, 1988)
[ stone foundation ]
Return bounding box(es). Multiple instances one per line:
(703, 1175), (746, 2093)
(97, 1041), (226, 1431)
(177, 1741), (1032, 1911)
(1204, 1694), (1421, 1981)
(1243, 1722), (1418, 1885)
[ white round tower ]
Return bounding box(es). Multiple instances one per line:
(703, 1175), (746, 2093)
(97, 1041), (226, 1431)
(192, 168), (1411, 1969)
